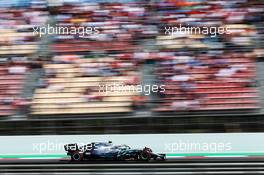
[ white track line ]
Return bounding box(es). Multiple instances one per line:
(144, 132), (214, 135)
(1, 162), (264, 167)
(1, 171), (264, 175)
(2, 167), (264, 172)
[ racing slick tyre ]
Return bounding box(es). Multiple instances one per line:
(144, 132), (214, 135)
(139, 152), (151, 161)
(71, 152), (83, 161)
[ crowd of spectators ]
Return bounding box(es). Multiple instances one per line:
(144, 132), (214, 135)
(0, 0), (263, 117)
(0, 1), (48, 116)
(153, 0), (263, 113)
(30, 1), (149, 115)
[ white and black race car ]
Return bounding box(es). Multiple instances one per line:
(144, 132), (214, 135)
(64, 141), (165, 161)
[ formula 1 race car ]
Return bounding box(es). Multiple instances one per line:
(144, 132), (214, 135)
(64, 141), (165, 161)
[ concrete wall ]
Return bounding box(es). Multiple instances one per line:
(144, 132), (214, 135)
(1, 133), (263, 156)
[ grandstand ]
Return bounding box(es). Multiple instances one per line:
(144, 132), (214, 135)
(0, 63), (28, 116)
(0, 0), (263, 133)
(31, 57), (140, 115)
(151, 0), (262, 114)
(29, 2), (146, 116)
(0, 6), (48, 117)
(154, 52), (259, 113)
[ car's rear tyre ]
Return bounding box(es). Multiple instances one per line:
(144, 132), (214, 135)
(71, 152), (83, 161)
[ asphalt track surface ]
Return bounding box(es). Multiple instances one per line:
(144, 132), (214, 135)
(1, 158), (264, 174)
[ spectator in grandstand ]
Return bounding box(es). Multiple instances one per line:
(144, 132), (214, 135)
(8, 65), (27, 74)
(170, 74), (190, 82)
(171, 99), (200, 110)
(37, 78), (49, 88)
(82, 88), (102, 102)
(47, 84), (65, 92)
(81, 66), (101, 77)
(100, 65), (121, 77)
(215, 64), (247, 78)
(2, 97), (14, 105)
